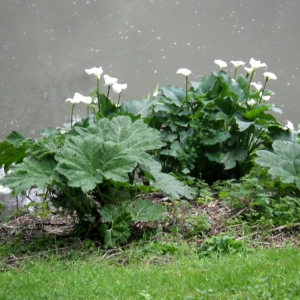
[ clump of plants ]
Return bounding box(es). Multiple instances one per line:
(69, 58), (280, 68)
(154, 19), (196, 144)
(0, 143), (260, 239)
(1, 59), (299, 248)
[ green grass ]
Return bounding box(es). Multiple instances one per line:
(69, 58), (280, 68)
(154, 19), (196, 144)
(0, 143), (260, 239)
(1, 247), (300, 299)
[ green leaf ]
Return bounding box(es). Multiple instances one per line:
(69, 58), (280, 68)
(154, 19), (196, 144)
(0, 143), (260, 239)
(242, 105), (269, 120)
(55, 136), (134, 192)
(237, 75), (249, 93)
(0, 141), (28, 172)
(30, 135), (65, 159)
(129, 199), (166, 221)
(256, 140), (300, 188)
(201, 131), (231, 145)
(235, 113), (254, 132)
(221, 147), (248, 170)
(1, 157), (60, 195)
(55, 116), (164, 193)
(5, 130), (26, 148)
(140, 161), (195, 199)
(160, 86), (186, 106)
(99, 94), (118, 117)
(90, 117), (164, 152)
(99, 204), (132, 248)
(120, 98), (157, 117)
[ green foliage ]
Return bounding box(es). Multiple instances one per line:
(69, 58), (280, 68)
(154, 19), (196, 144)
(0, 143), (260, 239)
(0, 114), (191, 247)
(120, 70), (289, 181)
(216, 167), (300, 226)
(198, 235), (243, 256)
(256, 140), (300, 188)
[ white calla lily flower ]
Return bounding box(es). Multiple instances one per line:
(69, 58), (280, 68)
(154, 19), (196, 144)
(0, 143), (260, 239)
(284, 120), (294, 131)
(247, 99), (256, 106)
(230, 61), (245, 68)
(85, 66), (103, 79)
(176, 68), (191, 76)
(112, 83), (127, 94)
(262, 95), (271, 101)
(263, 72), (277, 80)
(250, 82), (263, 91)
(103, 74), (118, 86)
(66, 93), (91, 104)
(214, 60), (227, 70)
(244, 67), (253, 74)
(249, 58), (267, 71)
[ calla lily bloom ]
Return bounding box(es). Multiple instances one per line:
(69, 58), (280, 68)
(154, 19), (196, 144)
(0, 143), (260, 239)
(249, 58), (267, 71)
(85, 67), (103, 79)
(112, 83), (127, 94)
(153, 84), (159, 97)
(244, 67), (253, 74)
(247, 99), (256, 106)
(230, 61), (245, 68)
(176, 68), (191, 76)
(284, 120), (294, 131)
(214, 60), (227, 70)
(66, 93), (89, 104)
(103, 74), (118, 86)
(263, 72), (277, 80)
(250, 82), (263, 91)
(261, 95), (271, 101)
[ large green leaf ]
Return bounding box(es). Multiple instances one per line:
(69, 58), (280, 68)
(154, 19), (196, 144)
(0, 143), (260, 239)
(221, 147), (248, 170)
(99, 204), (132, 248)
(1, 157), (60, 195)
(30, 135), (65, 159)
(5, 130), (27, 148)
(55, 116), (165, 193)
(140, 161), (195, 200)
(256, 140), (300, 188)
(234, 113), (254, 132)
(160, 86), (186, 106)
(55, 136), (134, 192)
(88, 116), (164, 152)
(120, 98), (157, 117)
(0, 141), (28, 172)
(129, 199), (166, 221)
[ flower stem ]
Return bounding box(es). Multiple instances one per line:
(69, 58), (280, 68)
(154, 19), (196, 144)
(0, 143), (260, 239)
(71, 104), (75, 127)
(117, 93), (121, 106)
(258, 78), (268, 104)
(233, 68), (237, 79)
(107, 86), (111, 98)
(97, 78), (101, 113)
(246, 72), (255, 101)
(185, 76), (188, 104)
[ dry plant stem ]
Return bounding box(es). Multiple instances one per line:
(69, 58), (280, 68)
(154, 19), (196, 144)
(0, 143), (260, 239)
(236, 223), (300, 241)
(216, 201), (254, 231)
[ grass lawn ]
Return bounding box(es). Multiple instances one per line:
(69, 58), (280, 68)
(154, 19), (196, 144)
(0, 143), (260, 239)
(1, 246), (300, 299)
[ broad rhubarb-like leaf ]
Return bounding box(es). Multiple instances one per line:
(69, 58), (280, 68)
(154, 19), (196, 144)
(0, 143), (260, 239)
(129, 199), (166, 221)
(256, 140), (300, 188)
(55, 116), (164, 193)
(1, 157), (61, 195)
(99, 204), (132, 247)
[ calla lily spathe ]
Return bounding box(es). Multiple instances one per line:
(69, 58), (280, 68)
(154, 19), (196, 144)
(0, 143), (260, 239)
(250, 82), (263, 91)
(263, 72), (277, 80)
(176, 68), (191, 76)
(249, 58), (267, 71)
(214, 60), (227, 70)
(66, 93), (91, 104)
(112, 83), (127, 94)
(247, 99), (256, 106)
(85, 67), (103, 79)
(230, 61), (245, 68)
(284, 120), (294, 131)
(104, 74), (118, 86)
